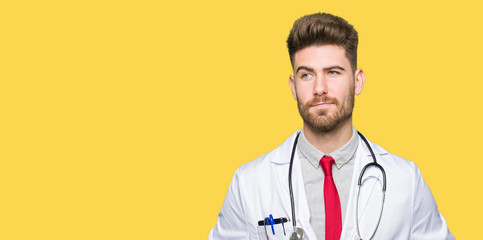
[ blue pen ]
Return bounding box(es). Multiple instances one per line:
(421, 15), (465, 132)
(269, 214), (275, 235)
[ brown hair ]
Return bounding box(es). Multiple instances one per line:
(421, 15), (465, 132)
(287, 13), (358, 72)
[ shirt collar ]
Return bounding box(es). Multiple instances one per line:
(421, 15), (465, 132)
(298, 126), (359, 169)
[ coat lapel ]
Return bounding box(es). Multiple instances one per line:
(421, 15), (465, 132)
(271, 130), (318, 239)
(342, 136), (387, 240)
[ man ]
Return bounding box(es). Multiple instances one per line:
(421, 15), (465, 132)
(209, 13), (454, 240)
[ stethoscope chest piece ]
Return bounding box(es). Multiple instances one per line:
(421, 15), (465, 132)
(289, 227), (304, 240)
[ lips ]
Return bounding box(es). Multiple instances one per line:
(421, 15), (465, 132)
(307, 96), (337, 105)
(312, 102), (334, 107)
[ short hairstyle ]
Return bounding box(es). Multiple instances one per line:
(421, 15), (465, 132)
(287, 13), (359, 72)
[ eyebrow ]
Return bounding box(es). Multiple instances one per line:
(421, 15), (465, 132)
(295, 65), (346, 74)
(295, 66), (314, 74)
(324, 65), (346, 72)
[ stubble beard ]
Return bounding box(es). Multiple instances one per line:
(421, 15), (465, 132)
(297, 88), (355, 133)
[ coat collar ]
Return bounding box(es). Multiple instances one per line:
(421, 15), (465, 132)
(271, 130), (388, 164)
(270, 130), (301, 164)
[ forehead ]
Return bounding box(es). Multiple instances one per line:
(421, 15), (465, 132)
(293, 45), (350, 70)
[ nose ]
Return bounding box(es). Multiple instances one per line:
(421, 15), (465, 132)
(313, 75), (328, 96)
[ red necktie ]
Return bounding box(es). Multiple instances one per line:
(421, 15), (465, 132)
(320, 156), (342, 240)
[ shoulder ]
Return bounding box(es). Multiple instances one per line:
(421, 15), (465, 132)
(360, 138), (421, 186)
(234, 151), (272, 180)
(234, 130), (300, 179)
(365, 140), (417, 171)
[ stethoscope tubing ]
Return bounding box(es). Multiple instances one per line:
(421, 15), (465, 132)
(288, 132), (300, 228)
(357, 132), (387, 191)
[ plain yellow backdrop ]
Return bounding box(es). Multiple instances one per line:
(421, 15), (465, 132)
(1, 0), (481, 239)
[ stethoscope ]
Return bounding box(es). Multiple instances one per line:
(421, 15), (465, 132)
(288, 131), (386, 240)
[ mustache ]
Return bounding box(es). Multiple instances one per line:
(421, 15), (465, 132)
(306, 96), (339, 107)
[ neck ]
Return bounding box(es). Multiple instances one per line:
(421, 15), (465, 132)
(303, 118), (353, 154)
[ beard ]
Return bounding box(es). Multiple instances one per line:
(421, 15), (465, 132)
(297, 88), (355, 133)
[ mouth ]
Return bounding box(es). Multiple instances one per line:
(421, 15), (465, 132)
(312, 102), (334, 107)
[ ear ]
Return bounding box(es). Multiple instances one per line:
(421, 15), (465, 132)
(289, 75), (297, 100)
(354, 68), (365, 95)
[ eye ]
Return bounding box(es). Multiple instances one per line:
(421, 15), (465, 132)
(301, 73), (313, 79)
(328, 70), (339, 75)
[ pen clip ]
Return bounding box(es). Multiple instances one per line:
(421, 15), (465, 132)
(269, 214), (275, 235)
(281, 217), (286, 236)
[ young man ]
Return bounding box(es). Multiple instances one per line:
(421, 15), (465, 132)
(209, 13), (454, 240)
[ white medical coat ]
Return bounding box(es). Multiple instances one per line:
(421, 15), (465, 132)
(209, 130), (454, 240)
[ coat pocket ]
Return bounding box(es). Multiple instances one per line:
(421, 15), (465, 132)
(256, 223), (293, 240)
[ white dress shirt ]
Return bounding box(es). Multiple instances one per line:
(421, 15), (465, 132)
(298, 127), (359, 240)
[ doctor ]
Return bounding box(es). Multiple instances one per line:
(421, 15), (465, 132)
(209, 13), (454, 240)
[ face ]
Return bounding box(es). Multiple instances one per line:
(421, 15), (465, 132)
(289, 45), (365, 133)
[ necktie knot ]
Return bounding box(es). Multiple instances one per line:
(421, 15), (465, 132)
(320, 156), (335, 177)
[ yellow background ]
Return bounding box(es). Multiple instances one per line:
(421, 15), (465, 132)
(1, 0), (480, 239)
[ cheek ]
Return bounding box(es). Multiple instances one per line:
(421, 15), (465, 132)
(332, 82), (353, 99)
(296, 87), (313, 102)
